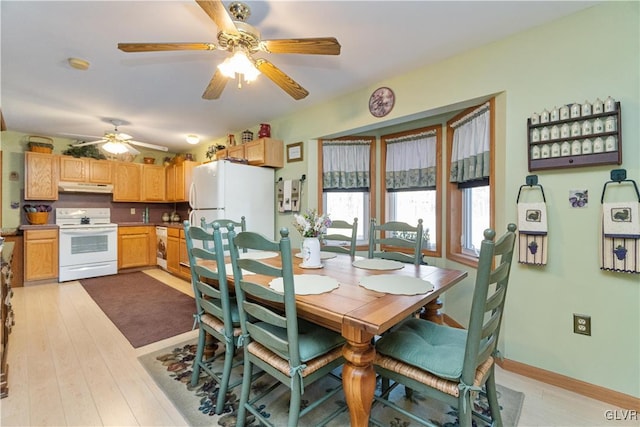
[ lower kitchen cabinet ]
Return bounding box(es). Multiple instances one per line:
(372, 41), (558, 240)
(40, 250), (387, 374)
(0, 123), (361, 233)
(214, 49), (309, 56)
(118, 226), (156, 270)
(167, 227), (190, 280)
(24, 228), (58, 282)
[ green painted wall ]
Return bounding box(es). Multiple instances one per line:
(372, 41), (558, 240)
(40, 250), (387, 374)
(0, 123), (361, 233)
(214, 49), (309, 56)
(246, 2), (640, 398)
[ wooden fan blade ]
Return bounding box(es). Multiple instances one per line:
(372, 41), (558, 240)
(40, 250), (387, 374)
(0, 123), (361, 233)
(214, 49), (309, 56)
(255, 59), (309, 100)
(261, 37), (341, 55)
(196, 0), (238, 35)
(118, 42), (217, 52)
(129, 141), (169, 152)
(202, 69), (229, 100)
(0, 108), (6, 131)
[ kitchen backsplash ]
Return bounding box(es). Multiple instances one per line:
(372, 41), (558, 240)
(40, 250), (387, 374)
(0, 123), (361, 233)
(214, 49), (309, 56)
(20, 192), (190, 225)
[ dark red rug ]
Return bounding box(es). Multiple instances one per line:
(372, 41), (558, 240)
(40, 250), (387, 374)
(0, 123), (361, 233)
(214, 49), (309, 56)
(80, 271), (195, 348)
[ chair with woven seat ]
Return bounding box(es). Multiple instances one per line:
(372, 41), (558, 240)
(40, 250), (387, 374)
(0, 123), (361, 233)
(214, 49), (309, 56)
(183, 220), (243, 415)
(372, 224), (517, 427)
(227, 225), (347, 427)
(322, 217), (358, 257)
(368, 218), (425, 265)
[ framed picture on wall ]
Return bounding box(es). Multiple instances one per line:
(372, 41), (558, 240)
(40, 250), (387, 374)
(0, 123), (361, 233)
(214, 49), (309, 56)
(287, 142), (303, 162)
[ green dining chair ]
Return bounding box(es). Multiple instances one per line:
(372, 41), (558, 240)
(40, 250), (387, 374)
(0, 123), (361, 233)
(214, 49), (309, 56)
(368, 218), (425, 265)
(199, 216), (246, 251)
(227, 225), (347, 427)
(322, 217), (358, 257)
(372, 224), (517, 427)
(183, 220), (243, 415)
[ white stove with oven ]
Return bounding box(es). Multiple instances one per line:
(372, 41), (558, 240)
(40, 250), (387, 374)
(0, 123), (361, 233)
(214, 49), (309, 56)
(56, 208), (118, 281)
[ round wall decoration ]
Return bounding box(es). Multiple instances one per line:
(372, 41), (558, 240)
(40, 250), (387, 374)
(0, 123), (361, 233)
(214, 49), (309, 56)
(368, 87), (395, 117)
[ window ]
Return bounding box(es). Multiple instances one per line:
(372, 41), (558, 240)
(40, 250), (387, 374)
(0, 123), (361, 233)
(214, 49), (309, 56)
(318, 137), (375, 245)
(324, 192), (368, 242)
(446, 99), (495, 267)
(381, 126), (442, 256)
(461, 186), (490, 256)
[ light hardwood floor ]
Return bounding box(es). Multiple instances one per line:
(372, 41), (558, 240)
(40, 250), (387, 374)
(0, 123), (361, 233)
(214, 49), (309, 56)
(0, 269), (635, 426)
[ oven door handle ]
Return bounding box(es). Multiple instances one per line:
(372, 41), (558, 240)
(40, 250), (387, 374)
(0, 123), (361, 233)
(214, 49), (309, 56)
(60, 228), (118, 235)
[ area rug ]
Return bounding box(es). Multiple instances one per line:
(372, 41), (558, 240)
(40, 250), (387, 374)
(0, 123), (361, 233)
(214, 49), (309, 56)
(80, 271), (195, 348)
(139, 340), (524, 426)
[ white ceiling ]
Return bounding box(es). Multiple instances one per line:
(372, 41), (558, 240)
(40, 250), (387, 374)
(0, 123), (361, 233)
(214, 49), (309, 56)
(1, 1), (597, 153)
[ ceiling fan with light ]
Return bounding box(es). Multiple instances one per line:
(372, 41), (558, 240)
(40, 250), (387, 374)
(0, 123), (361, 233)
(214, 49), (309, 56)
(73, 120), (169, 155)
(117, 0), (341, 100)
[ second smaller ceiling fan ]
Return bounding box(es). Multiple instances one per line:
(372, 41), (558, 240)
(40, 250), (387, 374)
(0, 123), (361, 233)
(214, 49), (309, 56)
(73, 121), (169, 155)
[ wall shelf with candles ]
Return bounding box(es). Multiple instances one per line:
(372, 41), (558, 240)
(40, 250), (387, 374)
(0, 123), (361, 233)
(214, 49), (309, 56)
(527, 100), (622, 171)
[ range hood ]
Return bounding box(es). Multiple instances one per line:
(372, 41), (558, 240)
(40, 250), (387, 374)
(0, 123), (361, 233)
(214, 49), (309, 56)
(58, 181), (114, 194)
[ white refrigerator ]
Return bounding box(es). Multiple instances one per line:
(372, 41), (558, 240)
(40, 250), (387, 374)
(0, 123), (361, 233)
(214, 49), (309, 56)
(189, 160), (275, 239)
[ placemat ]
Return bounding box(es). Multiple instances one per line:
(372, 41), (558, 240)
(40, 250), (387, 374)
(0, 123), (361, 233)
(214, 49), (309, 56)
(352, 258), (405, 270)
(359, 274), (433, 295)
(295, 251), (338, 260)
(239, 250), (279, 260)
(269, 274), (339, 295)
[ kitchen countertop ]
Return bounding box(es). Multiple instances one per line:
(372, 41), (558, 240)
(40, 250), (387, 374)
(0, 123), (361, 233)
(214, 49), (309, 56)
(18, 222), (187, 230)
(117, 222), (184, 228)
(19, 224), (59, 231)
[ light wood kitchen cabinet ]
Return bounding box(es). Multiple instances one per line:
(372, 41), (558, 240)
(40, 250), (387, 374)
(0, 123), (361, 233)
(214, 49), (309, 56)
(88, 159), (112, 184)
(141, 164), (166, 202)
(58, 156), (113, 184)
(165, 160), (198, 202)
(117, 226), (155, 269)
(166, 227), (190, 280)
(178, 228), (191, 279)
(245, 138), (284, 168)
(24, 228), (58, 282)
(25, 152), (58, 200)
(166, 227), (180, 276)
(58, 155), (86, 182)
(215, 144), (246, 160)
(113, 162), (141, 201)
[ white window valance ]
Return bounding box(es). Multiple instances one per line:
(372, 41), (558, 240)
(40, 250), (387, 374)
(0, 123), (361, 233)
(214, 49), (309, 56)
(385, 131), (437, 191)
(323, 140), (371, 190)
(450, 102), (490, 184)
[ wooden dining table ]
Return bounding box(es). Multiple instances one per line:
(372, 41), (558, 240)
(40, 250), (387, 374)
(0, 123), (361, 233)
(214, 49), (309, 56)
(227, 251), (468, 427)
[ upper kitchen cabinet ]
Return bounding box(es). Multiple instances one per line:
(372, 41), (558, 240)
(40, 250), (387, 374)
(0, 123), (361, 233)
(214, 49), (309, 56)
(216, 144), (246, 161)
(25, 152), (58, 200)
(166, 160), (198, 202)
(245, 138), (283, 167)
(88, 159), (113, 184)
(113, 161), (141, 201)
(141, 164), (166, 202)
(58, 155), (113, 184)
(214, 138), (283, 167)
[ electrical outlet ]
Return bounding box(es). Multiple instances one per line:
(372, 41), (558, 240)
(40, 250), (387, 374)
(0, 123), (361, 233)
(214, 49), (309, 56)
(130, 208), (136, 215)
(573, 314), (591, 336)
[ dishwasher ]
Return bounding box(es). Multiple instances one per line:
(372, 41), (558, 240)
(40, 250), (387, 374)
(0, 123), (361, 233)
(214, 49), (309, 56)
(156, 226), (168, 270)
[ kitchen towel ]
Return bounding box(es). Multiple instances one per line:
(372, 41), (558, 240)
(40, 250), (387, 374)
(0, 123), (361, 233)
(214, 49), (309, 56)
(601, 202), (640, 274)
(276, 179), (301, 212)
(517, 201), (548, 265)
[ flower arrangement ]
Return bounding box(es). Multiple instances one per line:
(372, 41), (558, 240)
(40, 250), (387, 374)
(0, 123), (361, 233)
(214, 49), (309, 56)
(293, 209), (331, 238)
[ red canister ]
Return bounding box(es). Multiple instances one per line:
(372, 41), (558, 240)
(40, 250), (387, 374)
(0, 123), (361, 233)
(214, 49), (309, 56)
(258, 123), (271, 138)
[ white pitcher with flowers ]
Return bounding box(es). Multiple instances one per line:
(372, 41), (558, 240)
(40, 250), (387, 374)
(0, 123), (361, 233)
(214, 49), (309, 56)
(293, 209), (331, 268)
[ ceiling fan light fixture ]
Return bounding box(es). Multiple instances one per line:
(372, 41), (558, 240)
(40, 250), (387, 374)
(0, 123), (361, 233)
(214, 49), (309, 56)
(186, 134), (200, 144)
(102, 141), (129, 154)
(218, 50), (260, 84)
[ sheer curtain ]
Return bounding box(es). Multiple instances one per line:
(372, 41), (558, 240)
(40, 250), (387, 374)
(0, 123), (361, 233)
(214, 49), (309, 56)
(385, 131), (437, 191)
(450, 102), (490, 184)
(322, 140), (371, 190)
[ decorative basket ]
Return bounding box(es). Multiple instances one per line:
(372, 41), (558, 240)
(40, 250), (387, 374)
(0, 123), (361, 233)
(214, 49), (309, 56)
(26, 212), (49, 225)
(27, 136), (54, 153)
